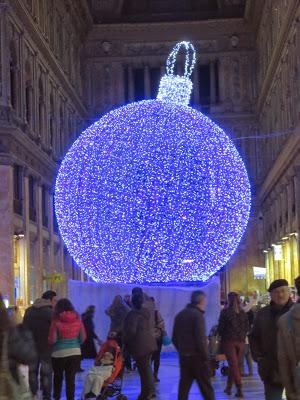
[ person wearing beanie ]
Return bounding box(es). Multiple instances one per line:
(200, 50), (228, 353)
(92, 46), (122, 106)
(277, 276), (300, 400)
(249, 279), (293, 400)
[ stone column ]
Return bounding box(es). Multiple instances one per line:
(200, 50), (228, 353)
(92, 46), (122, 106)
(22, 170), (30, 305)
(36, 180), (44, 294)
(193, 66), (200, 106)
(49, 190), (54, 277)
(210, 60), (216, 105)
(128, 66), (134, 102)
(0, 164), (14, 302)
(144, 65), (151, 99)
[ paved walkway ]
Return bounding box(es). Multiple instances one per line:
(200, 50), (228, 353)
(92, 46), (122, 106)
(67, 353), (268, 400)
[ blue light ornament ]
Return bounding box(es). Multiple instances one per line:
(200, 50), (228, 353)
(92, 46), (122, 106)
(55, 41), (251, 284)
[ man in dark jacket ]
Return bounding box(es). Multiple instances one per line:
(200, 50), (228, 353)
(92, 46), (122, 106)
(172, 290), (215, 400)
(249, 279), (293, 400)
(123, 293), (157, 400)
(23, 290), (57, 400)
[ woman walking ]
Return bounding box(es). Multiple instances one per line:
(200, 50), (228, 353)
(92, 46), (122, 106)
(48, 298), (86, 400)
(218, 292), (249, 398)
(81, 305), (101, 360)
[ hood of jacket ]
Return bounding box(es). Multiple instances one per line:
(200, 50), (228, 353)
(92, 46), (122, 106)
(33, 298), (52, 309)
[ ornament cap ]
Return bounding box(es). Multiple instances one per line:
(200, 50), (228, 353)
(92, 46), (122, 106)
(157, 41), (196, 106)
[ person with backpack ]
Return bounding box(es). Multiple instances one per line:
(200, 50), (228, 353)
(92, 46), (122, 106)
(23, 290), (57, 400)
(278, 275), (300, 400)
(250, 279), (293, 400)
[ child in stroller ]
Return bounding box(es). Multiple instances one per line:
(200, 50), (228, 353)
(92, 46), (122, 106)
(82, 332), (127, 400)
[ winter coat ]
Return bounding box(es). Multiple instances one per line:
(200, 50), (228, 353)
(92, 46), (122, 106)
(123, 307), (157, 360)
(48, 311), (86, 357)
(172, 304), (208, 360)
(218, 307), (249, 343)
(106, 302), (130, 334)
(81, 312), (98, 359)
(23, 298), (53, 355)
(278, 303), (300, 400)
(5, 324), (37, 383)
(249, 299), (293, 384)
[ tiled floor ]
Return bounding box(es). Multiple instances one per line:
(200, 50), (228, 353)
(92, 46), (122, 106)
(66, 353), (267, 400)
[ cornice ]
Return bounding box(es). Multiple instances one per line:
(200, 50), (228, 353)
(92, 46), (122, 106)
(88, 18), (254, 40)
(0, 125), (58, 185)
(256, 1), (300, 114)
(8, 0), (88, 117)
(259, 123), (300, 203)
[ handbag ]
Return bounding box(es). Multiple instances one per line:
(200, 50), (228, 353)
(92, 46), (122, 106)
(162, 331), (172, 346)
(0, 332), (33, 400)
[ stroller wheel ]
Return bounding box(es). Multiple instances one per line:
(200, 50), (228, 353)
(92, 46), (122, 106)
(221, 366), (229, 376)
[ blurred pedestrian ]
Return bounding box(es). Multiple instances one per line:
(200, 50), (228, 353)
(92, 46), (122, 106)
(150, 297), (165, 382)
(123, 293), (157, 400)
(278, 276), (300, 400)
(172, 290), (215, 400)
(218, 292), (249, 398)
(250, 279), (293, 400)
(23, 290), (57, 400)
(48, 298), (86, 400)
(81, 306), (101, 359)
(0, 294), (37, 397)
(105, 295), (130, 345)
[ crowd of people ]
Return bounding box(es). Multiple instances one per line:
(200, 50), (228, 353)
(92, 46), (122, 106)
(0, 276), (300, 400)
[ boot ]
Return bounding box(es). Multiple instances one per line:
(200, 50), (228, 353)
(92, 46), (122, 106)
(235, 385), (243, 398)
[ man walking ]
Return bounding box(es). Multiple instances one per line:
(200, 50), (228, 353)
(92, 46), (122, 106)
(250, 279), (293, 400)
(277, 275), (300, 400)
(23, 290), (57, 400)
(172, 290), (215, 400)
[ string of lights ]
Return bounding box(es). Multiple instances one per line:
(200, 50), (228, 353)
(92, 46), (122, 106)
(55, 41), (251, 284)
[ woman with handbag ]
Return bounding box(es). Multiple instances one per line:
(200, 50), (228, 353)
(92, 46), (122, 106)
(218, 292), (249, 398)
(150, 297), (165, 383)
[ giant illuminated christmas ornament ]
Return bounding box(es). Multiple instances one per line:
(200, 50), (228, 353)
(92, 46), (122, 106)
(55, 41), (251, 284)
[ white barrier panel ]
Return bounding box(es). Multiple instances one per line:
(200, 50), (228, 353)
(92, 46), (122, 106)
(68, 276), (220, 349)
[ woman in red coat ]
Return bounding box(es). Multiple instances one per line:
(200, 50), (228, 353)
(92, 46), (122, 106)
(48, 298), (86, 400)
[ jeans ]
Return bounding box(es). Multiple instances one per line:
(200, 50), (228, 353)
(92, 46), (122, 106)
(264, 383), (284, 400)
(28, 354), (52, 400)
(223, 341), (245, 387)
(178, 355), (215, 400)
(151, 337), (163, 376)
(136, 353), (156, 399)
(52, 355), (81, 400)
(239, 343), (253, 375)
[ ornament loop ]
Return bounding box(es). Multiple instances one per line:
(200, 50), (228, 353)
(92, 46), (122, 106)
(166, 41), (196, 78)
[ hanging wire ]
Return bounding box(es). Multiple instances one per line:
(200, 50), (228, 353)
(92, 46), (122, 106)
(232, 128), (296, 141)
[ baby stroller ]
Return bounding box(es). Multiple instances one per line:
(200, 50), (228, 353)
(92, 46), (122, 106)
(208, 325), (229, 377)
(83, 337), (128, 400)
